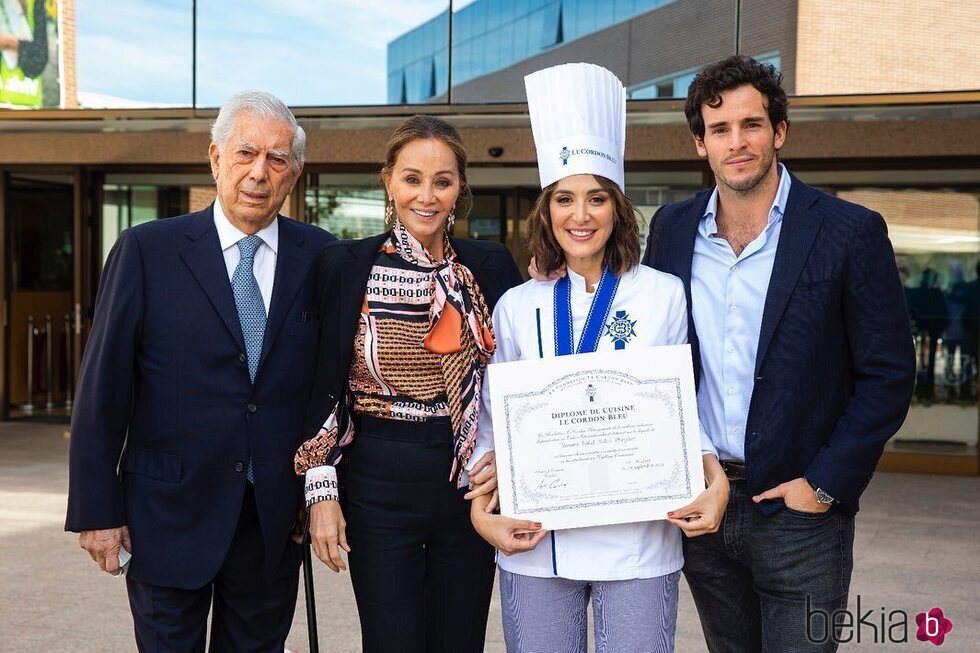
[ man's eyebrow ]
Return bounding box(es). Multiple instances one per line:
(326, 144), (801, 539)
(235, 142), (291, 158)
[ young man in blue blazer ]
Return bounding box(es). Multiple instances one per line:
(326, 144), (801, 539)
(646, 56), (915, 652)
(65, 91), (335, 651)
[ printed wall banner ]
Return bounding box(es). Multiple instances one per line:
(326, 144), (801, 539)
(0, 0), (61, 108)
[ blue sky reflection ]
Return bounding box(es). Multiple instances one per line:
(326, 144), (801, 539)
(76, 0), (447, 108)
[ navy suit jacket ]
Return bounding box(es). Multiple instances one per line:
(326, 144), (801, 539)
(643, 173), (915, 515)
(65, 205), (335, 588)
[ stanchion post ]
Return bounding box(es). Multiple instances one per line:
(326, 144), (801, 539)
(64, 314), (74, 410)
(24, 316), (35, 412)
(45, 314), (55, 409)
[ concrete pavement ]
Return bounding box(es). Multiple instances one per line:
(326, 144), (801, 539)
(1, 421), (977, 651)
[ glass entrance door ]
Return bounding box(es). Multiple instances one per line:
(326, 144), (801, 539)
(4, 173), (75, 419)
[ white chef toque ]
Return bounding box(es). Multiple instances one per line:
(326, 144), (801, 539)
(524, 62), (626, 191)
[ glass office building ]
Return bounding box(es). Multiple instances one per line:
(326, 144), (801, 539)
(387, 0), (728, 103)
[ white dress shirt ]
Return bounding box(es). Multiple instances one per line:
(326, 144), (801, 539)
(472, 265), (697, 581)
(691, 164), (792, 462)
(213, 198), (278, 312)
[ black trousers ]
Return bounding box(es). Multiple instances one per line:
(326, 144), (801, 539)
(125, 485), (300, 652)
(343, 416), (496, 653)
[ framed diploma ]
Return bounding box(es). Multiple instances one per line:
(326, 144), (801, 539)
(488, 345), (704, 531)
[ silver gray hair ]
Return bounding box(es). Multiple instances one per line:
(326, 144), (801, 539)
(210, 91), (306, 168)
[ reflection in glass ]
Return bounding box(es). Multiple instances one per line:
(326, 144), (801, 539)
(306, 185), (386, 240)
(75, 0), (193, 108)
(465, 192), (506, 242)
(626, 182), (703, 257)
(196, 1), (448, 107)
(628, 53), (780, 100)
(101, 184), (190, 263)
(829, 186), (979, 454)
(7, 176), (73, 291)
(388, 9), (450, 104)
(441, 0), (734, 103)
(859, 189), (980, 404)
(6, 174), (74, 413)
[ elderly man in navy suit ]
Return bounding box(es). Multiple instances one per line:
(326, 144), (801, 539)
(65, 91), (335, 651)
(645, 57), (915, 651)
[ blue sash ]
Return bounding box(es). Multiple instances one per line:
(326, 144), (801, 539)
(553, 267), (619, 356)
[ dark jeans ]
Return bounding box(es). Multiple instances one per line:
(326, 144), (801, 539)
(341, 418), (496, 653)
(683, 482), (855, 652)
(126, 485), (300, 652)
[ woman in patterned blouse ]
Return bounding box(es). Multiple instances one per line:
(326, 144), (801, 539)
(294, 115), (523, 652)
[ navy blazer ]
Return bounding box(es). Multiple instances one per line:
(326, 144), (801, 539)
(643, 173), (915, 515)
(301, 233), (523, 442)
(65, 206), (335, 588)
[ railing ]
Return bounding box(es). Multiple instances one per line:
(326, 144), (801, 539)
(21, 314), (74, 414)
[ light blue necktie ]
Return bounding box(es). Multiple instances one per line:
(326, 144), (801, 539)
(232, 235), (266, 483)
(233, 235), (267, 383)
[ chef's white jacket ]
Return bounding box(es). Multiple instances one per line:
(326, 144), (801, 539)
(471, 264), (710, 581)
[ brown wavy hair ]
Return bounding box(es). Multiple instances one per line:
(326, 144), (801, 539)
(379, 115), (473, 222)
(526, 175), (641, 278)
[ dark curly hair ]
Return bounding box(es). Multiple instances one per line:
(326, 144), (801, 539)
(684, 55), (789, 140)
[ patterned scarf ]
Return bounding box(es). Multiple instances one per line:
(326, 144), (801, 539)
(390, 220), (496, 486)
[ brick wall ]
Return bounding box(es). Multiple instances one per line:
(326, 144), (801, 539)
(839, 189), (979, 233)
(796, 0), (980, 94)
(188, 186), (215, 213)
(60, 0), (78, 107)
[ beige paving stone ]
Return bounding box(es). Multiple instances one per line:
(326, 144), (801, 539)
(1, 422), (977, 651)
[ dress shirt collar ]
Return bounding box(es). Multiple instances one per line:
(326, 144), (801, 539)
(213, 198), (279, 255)
(701, 162), (792, 232)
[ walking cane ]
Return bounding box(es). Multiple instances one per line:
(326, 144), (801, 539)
(303, 523), (320, 653)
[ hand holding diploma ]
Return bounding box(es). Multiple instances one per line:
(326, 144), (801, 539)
(464, 451), (498, 511)
(666, 454), (730, 537)
(470, 492), (548, 556)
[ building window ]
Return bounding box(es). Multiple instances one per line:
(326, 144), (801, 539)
(796, 178), (980, 461)
(306, 182), (386, 241)
(628, 53), (781, 100)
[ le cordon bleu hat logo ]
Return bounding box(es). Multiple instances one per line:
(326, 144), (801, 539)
(560, 145), (617, 167)
(525, 62), (626, 190)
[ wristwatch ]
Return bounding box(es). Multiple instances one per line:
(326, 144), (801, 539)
(805, 477), (835, 505)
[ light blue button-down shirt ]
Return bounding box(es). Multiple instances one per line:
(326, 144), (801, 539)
(691, 164), (792, 461)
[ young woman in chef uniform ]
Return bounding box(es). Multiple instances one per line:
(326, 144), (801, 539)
(464, 63), (729, 653)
